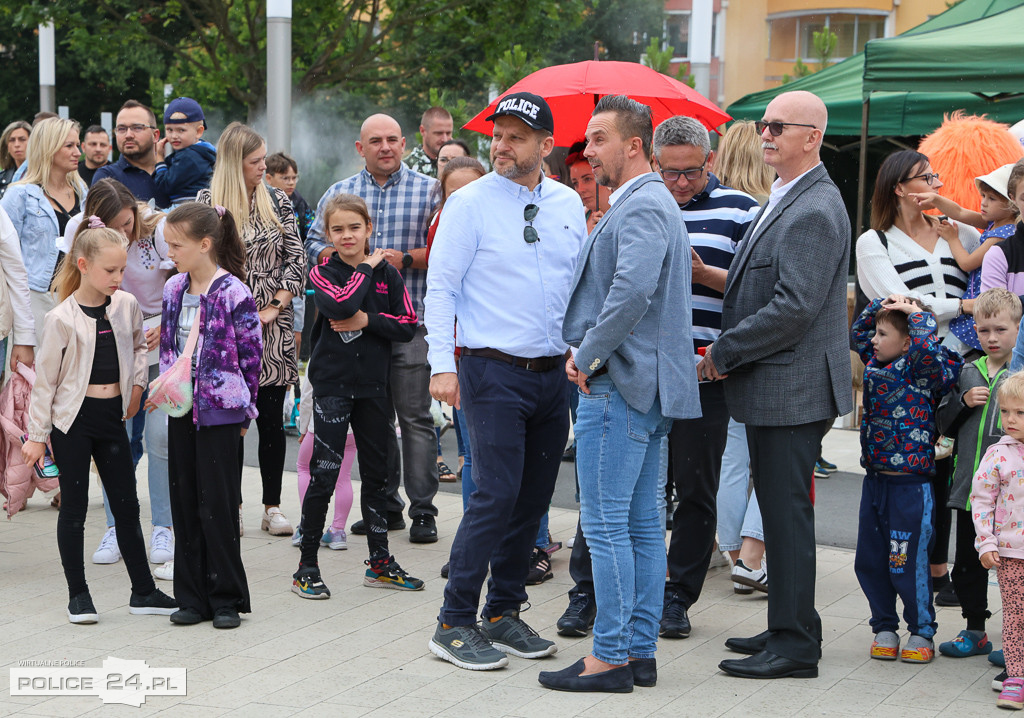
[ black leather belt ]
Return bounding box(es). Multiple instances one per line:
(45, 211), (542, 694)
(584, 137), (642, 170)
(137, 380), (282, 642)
(461, 347), (563, 372)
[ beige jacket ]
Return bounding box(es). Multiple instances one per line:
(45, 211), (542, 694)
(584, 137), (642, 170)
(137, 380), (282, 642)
(28, 290), (148, 441)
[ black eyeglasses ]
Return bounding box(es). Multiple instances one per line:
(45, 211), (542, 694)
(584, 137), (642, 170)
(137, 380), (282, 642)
(524, 204), (539, 244)
(755, 120), (817, 137)
(660, 153), (709, 182)
(900, 172), (941, 187)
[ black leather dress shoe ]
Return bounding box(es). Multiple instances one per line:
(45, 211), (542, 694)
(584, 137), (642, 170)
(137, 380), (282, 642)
(719, 650), (818, 679)
(538, 658), (634, 693)
(724, 630), (771, 655)
(629, 658), (656, 687)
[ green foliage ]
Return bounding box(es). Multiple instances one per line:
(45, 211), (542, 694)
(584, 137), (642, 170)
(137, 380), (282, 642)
(812, 28), (838, 71)
(425, 87), (483, 158)
(489, 45), (541, 95)
(639, 37), (695, 88)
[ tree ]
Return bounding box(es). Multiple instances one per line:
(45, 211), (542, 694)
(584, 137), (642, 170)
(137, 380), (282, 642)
(640, 37), (694, 87)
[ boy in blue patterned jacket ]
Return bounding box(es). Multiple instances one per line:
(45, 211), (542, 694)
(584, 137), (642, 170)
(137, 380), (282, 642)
(852, 294), (962, 665)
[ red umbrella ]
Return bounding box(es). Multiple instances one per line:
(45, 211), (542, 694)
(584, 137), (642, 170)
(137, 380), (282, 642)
(464, 60), (731, 145)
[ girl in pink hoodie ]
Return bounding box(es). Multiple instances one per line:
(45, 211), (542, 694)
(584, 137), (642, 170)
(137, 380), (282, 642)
(972, 371), (1024, 710)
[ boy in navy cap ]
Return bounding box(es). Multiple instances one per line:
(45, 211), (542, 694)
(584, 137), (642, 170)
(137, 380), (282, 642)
(154, 97), (217, 205)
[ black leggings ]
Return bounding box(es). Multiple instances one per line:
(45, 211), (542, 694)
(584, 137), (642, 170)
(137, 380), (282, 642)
(952, 507), (991, 630)
(929, 456), (953, 565)
(299, 394), (392, 567)
(50, 396), (155, 600)
(238, 385), (287, 506)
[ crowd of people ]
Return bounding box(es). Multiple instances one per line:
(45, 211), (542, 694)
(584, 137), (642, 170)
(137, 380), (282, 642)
(2, 86), (1024, 709)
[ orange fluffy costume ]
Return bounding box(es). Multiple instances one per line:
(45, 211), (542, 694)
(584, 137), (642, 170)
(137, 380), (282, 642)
(918, 111), (1023, 213)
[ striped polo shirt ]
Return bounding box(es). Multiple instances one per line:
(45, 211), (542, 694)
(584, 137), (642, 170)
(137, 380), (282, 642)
(680, 173), (760, 358)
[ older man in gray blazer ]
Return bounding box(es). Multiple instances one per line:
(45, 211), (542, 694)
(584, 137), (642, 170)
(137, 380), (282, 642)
(698, 90), (852, 679)
(538, 96), (700, 694)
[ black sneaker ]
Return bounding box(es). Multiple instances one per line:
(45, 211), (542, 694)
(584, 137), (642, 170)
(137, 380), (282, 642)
(441, 561), (450, 579)
(526, 546), (553, 585)
(931, 572), (951, 592)
(170, 607), (205, 625)
(556, 592), (596, 637)
(660, 592), (691, 638)
(129, 588), (178, 615)
(67, 592), (98, 624)
(350, 512), (406, 535)
(409, 514), (438, 544)
(212, 607), (241, 629)
(935, 582), (960, 607)
(995, 670), (1008, 692)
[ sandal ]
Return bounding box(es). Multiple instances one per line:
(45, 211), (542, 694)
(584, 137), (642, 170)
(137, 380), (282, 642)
(437, 460), (457, 483)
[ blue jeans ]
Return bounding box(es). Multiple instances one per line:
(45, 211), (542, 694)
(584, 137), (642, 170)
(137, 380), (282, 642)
(715, 418), (764, 551)
(103, 396), (171, 528)
(576, 377), (671, 664)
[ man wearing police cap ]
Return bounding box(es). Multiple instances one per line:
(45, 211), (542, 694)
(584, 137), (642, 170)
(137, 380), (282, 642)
(425, 92), (588, 670)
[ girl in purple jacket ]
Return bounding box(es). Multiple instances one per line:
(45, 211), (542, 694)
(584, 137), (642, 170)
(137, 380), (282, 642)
(146, 202), (262, 629)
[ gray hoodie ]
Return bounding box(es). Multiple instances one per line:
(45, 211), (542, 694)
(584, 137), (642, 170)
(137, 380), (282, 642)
(936, 357), (1009, 510)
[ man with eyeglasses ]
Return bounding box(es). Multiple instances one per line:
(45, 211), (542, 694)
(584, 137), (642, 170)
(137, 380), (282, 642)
(539, 96), (699, 693)
(424, 91), (587, 671)
(93, 100), (170, 208)
(650, 115), (761, 641)
(697, 90), (852, 679)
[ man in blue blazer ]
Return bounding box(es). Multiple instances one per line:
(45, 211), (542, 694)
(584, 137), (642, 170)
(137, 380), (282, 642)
(539, 95), (701, 694)
(698, 90), (852, 679)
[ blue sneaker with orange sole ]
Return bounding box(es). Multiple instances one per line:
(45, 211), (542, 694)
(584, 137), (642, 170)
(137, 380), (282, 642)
(939, 630), (992, 658)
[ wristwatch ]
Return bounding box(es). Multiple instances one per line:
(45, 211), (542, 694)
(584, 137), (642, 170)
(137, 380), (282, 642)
(401, 252), (414, 269)
(269, 298), (282, 308)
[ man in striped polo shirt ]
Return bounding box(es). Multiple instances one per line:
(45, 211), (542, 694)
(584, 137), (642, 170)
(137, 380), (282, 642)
(653, 116), (760, 639)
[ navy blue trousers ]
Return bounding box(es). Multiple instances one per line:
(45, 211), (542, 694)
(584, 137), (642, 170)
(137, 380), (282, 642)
(854, 470), (937, 638)
(440, 355), (569, 626)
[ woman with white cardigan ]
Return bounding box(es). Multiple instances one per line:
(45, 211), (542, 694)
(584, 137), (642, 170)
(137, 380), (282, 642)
(856, 148), (979, 607)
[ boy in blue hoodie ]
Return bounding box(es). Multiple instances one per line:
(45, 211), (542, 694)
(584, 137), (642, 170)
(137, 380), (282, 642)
(154, 97), (216, 206)
(852, 294), (962, 665)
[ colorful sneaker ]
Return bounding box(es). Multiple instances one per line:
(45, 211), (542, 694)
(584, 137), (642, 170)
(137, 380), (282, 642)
(993, 650), (1007, 667)
(995, 671), (1009, 692)
(321, 529), (347, 550)
(479, 609), (557, 659)
(292, 566), (331, 600)
(900, 635), (935, 663)
(998, 677), (1024, 710)
(92, 526), (121, 564)
(817, 456), (838, 473)
(428, 622), (509, 670)
(813, 462), (829, 479)
(870, 630), (899, 661)
(939, 630), (992, 658)
(526, 546), (553, 585)
(128, 588), (178, 615)
(364, 556), (424, 590)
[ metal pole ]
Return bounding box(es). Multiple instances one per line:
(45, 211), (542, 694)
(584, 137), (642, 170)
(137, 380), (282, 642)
(267, 0), (292, 153)
(38, 22), (56, 113)
(856, 97), (870, 237)
(690, 0), (713, 100)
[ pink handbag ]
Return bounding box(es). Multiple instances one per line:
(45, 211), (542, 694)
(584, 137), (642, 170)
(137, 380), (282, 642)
(148, 305), (200, 417)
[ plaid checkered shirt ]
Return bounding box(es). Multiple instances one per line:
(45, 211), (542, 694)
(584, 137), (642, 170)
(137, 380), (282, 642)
(305, 163), (438, 323)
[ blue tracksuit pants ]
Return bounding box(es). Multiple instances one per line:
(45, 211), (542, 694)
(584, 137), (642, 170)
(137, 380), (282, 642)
(854, 470), (937, 638)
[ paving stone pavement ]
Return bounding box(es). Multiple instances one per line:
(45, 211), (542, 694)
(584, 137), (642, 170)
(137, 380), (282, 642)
(0, 428), (1009, 716)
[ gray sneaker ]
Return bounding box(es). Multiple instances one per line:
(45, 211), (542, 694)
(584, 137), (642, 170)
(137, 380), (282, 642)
(429, 622), (509, 671)
(480, 609), (557, 659)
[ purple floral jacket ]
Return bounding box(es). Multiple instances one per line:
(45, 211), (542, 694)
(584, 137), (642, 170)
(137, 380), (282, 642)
(159, 271), (263, 428)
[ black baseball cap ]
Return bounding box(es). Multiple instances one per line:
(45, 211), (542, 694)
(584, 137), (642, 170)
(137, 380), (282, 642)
(485, 92), (555, 134)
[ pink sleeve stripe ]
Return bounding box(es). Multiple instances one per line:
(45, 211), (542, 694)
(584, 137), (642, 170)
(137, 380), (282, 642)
(380, 285), (418, 324)
(310, 266), (365, 303)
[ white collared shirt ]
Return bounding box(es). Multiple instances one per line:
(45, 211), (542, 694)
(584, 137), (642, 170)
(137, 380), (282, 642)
(752, 162), (822, 235)
(608, 173), (645, 206)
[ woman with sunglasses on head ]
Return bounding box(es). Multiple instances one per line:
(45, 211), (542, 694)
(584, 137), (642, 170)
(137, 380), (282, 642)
(856, 148), (980, 610)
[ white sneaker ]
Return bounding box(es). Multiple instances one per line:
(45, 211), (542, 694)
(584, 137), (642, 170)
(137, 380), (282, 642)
(149, 526), (174, 564)
(239, 506), (244, 537)
(261, 507), (293, 536)
(731, 558), (768, 593)
(154, 561), (174, 581)
(708, 551), (730, 570)
(567, 535), (575, 549)
(92, 527), (121, 564)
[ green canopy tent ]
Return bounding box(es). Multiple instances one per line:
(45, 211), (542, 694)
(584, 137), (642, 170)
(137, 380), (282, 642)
(726, 0), (1024, 231)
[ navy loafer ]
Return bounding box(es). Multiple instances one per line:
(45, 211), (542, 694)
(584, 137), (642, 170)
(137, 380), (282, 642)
(539, 658), (633, 693)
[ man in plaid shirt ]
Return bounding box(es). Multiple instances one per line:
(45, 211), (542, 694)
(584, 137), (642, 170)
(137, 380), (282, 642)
(306, 113), (442, 543)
